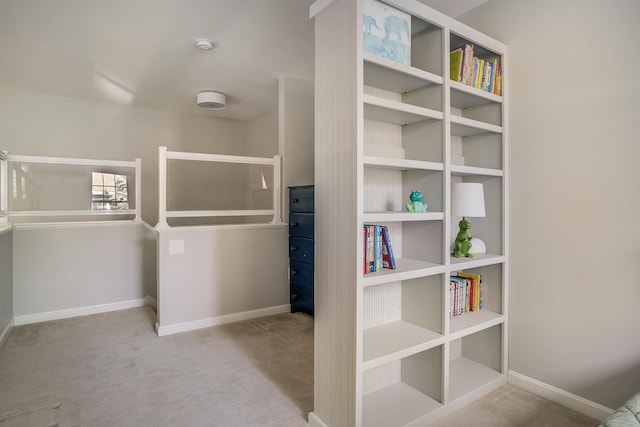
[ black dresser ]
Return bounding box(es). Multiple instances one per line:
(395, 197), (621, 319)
(288, 185), (314, 316)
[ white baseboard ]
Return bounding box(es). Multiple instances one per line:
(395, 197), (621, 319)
(508, 370), (614, 421)
(156, 304), (291, 336)
(13, 297), (151, 326)
(308, 412), (329, 427)
(0, 318), (15, 350)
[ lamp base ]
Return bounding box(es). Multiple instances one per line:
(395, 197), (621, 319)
(452, 217), (473, 258)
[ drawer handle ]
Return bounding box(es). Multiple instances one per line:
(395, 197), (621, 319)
(290, 246), (298, 251)
(291, 292), (299, 300)
(291, 270), (298, 276)
(291, 222), (298, 227)
(293, 198), (299, 203)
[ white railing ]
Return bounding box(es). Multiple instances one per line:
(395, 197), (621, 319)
(156, 146), (282, 228)
(0, 151), (141, 222)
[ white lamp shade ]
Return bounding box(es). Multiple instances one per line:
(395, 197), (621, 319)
(451, 182), (486, 217)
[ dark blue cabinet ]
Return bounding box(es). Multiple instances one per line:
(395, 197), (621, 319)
(289, 185), (314, 316)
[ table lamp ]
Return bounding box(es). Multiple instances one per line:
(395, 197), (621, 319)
(451, 182), (485, 258)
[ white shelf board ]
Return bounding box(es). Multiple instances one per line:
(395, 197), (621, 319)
(364, 94), (443, 126)
(450, 115), (502, 136)
(363, 320), (444, 369)
(363, 211), (443, 222)
(449, 357), (503, 402)
(450, 164), (503, 177)
(363, 382), (442, 427)
(449, 310), (504, 338)
(364, 52), (443, 94)
(450, 80), (502, 109)
(363, 258), (445, 287)
(449, 253), (505, 270)
(364, 155), (443, 172)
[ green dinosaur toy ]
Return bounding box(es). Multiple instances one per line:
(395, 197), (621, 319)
(406, 190), (428, 213)
(452, 218), (473, 258)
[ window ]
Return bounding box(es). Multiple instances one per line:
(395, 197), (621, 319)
(91, 172), (129, 210)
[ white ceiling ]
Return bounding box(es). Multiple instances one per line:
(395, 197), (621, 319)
(0, 0), (488, 121)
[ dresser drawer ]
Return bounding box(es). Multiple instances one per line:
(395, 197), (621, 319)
(290, 260), (314, 288)
(289, 213), (314, 238)
(290, 282), (313, 316)
(289, 236), (314, 263)
(289, 186), (314, 213)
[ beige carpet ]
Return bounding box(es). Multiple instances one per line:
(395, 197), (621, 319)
(0, 306), (600, 427)
(429, 384), (599, 427)
(0, 307), (313, 426)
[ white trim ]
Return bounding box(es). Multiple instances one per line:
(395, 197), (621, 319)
(308, 412), (330, 427)
(0, 318), (14, 350)
(155, 304), (291, 336)
(13, 298), (149, 326)
(507, 370), (614, 421)
(166, 150), (276, 165)
(7, 154), (135, 168)
(166, 209), (275, 218)
(8, 210), (136, 217)
(155, 222), (287, 233)
(12, 220), (143, 230)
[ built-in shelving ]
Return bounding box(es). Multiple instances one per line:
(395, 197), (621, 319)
(312, 0), (507, 425)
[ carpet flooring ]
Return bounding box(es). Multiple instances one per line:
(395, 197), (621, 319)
(0, 306), (600, 426)
(0, 307), (313, 426)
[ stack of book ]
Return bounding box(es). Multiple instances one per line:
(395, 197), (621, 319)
(450, 272), (483, 317)
(363, 224), (396, 274)
(450, 43), (502, 96)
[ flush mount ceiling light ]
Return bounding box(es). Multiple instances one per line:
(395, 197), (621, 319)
(194, 38), (215, 51)
(197, 91), (226, 110)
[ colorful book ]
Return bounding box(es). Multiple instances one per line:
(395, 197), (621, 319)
(457, 272), (482, 312)
(450, 47), (463, 82)
(381, 225), (396, 269)
(374, 225), (382, 272)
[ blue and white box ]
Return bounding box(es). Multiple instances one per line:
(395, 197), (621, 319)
(363, 0), (411, 65)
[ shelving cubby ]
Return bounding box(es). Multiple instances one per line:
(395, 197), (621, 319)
(363, 345), (444, 427)
(363, 274), (444, 368)
(449, 324), (503, 402)
(449, 263), (504, 336)
(449, 174), (503, 262)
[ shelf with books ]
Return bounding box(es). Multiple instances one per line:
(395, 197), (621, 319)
(449, 33), (502, 97)
(449, 324), (503, 402)
(364, 94), (443, 126)
(363, 275), (443, 368)
(363, 346), (443, 427)
(448, 263), (503, 335)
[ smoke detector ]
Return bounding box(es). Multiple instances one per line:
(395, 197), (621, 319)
(194, 39), (215, 51)
(197, 91), (226, 110)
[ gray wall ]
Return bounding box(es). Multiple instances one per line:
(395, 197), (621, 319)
(0, 230), (13, 339)
(13, 223), (156, 318)
(156, 225), (288, 332)
(279, 76), (315, 212)
(460, 0), (640, 409)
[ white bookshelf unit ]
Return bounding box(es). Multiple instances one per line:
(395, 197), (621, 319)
(310, 1), (507, 426)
